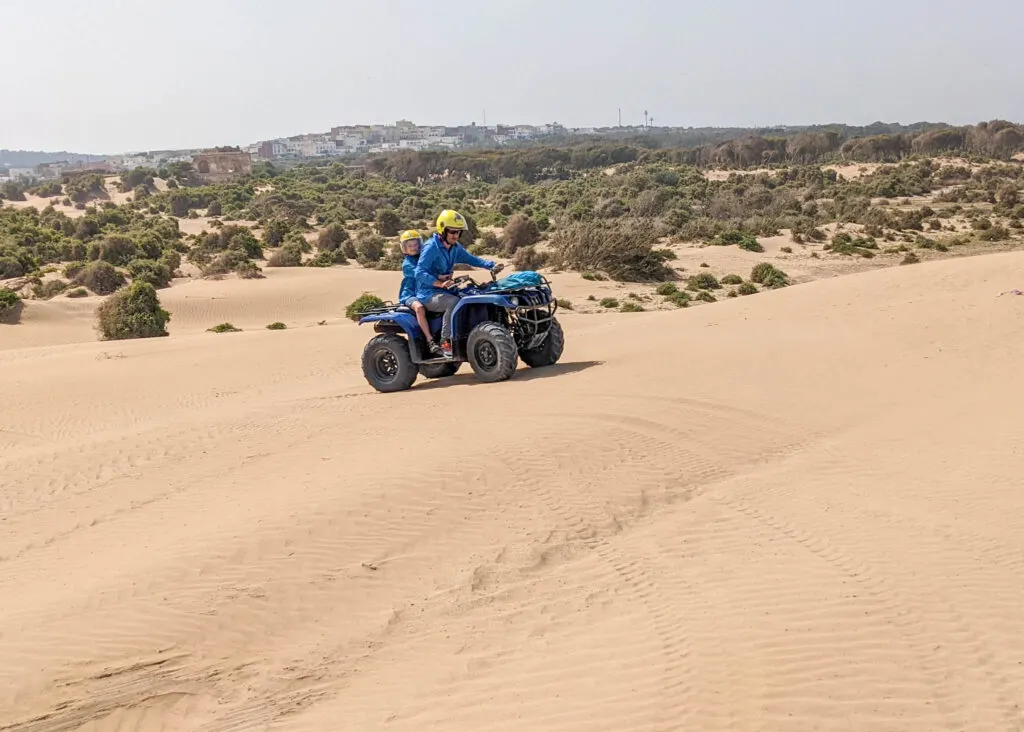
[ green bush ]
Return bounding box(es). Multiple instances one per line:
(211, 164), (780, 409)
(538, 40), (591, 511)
(95, 281), (170, 339)
(354, 232), (386, 266)
(306, 250), (347, 267)
(75, 261), (126, 295)
(620, 301), (645, 312)
(979, 225), (1010, 242)
(267, 243), (303, 267)
(750, 262), (789, 288)
(599, 297), (619, 308)
(235, 260), (263, 279)
(656, 282), (679, 295)
(95, 235), (140, 266)
(736, 282), (758, 295)
(712, 230), (764, 252)
(346, 292), (385, 321)
(666, 291), (690, 307)
(556, 298), (573, 310)
(686, 273), (721, 290)
(127, 259), (173, 288)
(66, 287), (88, 298)
(33, 279), (68, 300)
(207, 322), (241, 333)
(720, 274), (743, 285)
(317, 223), (350, 254)
(0, 256), (26, 279)
(376, 208), (402, 237)
(266, 321), (287, 330)
(0, 287), (21, 318)
(696, 290), (716, 302)
(550, 222), (673, 282)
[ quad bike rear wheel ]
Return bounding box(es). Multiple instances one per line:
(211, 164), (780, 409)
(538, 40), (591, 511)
(361, 334), (419, 392)
(467, 322), (518, 383)
(519, 317), (564, 368)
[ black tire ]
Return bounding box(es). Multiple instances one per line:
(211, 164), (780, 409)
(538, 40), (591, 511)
(519, 317), (564, 368)
(419, 362), (461, 379)
(466, 322), (518, 383)
(361, 333), (418, 393)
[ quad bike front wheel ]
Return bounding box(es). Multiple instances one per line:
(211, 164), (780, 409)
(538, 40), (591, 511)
(467, 322), (518, 383)
(519, 316), (564, 368)
(361, 334), (419, 393)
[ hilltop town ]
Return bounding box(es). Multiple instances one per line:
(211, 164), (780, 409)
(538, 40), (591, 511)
(0, 119), (573, 183)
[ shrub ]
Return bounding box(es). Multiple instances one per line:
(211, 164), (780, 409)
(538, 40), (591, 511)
(979, 225), (1010, 242)
(317, 223), (350, 254)
(620, 301), (645, 312)
(550, 222), (673, 282)
(66, 287), (88, 298)
(75, 261), (126, 295)
(0, 287), (21, 318)
(736, 282), (759, 295)
(696, 290), (716, 303)
(599, 297), (619, 308)
(161, 249), (182, 272)
(780, 246), (793, 253)
(501, 214), (541, 254)
(95, 281), (170, 340)
(0, 256), (26, 279)
(355, 232), (386, 266)
(96, 235), (140, 266)
(236, 260), (264, 279)
(262, 218), (291, 247)
(720, 274), (743, 285)
(306, 250), (347, 267)
(750, 262), (789, 288)
(712, 230), (764, 252)
(376, 209), (402, 237)
(267, 243), (303, 267)
(206, 200), (223, 216)
(33, 279), (68, 300)
(656, 282), (679, 295)
(686, 273), (721, 290)
(900, 252), (920, 265)
(207, 322), (241, 333)
(127, 259), (173, 288)
(556, 298), (573, 310)
(665, 290), (690, 307)
(266, 321), (287, 330)
(512, 245), (548, 271)
(346, 292), (385, 321)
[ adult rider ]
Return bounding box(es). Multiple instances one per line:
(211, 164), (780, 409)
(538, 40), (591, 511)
(414, 209), (496, 358)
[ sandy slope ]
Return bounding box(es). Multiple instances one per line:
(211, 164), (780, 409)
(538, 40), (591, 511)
(2, 252), (1024, 731)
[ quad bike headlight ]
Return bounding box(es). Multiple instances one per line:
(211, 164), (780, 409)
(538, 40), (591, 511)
(508, 296), (519, 306)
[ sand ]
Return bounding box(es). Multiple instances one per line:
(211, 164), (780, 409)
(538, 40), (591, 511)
(3, 251), (1024, 731)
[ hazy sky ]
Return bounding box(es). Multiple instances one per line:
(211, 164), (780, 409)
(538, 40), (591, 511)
(4, 0), (1022, 153)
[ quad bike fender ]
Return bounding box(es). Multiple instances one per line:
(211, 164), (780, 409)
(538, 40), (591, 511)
(358, 311), (422, 339)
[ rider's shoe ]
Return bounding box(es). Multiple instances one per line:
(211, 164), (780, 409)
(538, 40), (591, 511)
(440, 340), (453, 358)
(428, 339), (443, 357)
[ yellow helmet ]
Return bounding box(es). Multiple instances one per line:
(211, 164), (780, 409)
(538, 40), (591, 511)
(399, 229), (421, 243)
(436, 209), (468, 234)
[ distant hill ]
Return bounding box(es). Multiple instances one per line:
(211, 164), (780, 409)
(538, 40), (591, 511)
(0, 149), (107, 169)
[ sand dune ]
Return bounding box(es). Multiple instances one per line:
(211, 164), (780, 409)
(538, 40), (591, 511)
(2, 252), (1024, 731)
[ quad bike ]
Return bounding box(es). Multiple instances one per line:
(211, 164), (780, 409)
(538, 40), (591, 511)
(357, 264), (564, 393)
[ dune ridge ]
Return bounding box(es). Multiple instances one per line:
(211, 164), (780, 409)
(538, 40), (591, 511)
(2, 252), (1024, 731)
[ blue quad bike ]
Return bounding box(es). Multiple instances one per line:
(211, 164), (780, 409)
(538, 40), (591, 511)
(357, 264), (565, 393)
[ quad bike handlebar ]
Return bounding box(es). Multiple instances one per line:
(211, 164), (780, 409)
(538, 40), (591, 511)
(448, 263), (505, 291)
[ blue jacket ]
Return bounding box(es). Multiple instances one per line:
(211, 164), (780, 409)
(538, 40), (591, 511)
(414, 233), (495, 301)
(399, 254), (418, 304)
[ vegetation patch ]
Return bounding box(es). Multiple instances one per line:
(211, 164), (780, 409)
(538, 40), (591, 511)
(95, 281), (170, 340)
